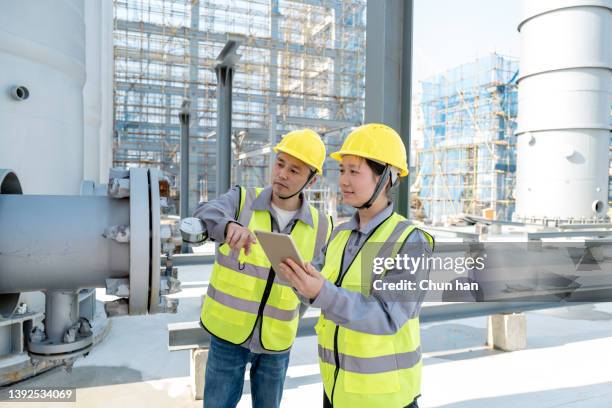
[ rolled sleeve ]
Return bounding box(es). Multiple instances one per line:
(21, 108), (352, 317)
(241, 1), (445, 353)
(293, 288), (312, 306)
(311, 279), (339, 310)
(293, 228), (330, 306)
(315, 229), (433, 334)
(311, 243), (327, 272)
(192, 186), (241, 242)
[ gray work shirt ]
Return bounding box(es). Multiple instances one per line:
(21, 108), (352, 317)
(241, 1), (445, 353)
(307, 203), (433, 335)
(193, 185), (324, 354)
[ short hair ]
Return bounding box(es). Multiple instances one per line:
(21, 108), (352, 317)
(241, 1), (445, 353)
(364, 158), (394, 201)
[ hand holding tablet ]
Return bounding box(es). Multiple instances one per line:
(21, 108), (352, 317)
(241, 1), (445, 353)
(254, 230), (305, 274)
(255, 230), (325, 299)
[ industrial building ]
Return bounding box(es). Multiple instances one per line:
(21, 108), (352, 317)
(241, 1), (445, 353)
(1, 0), (612, 407)
(112, 0), (366, 215)
(413, 53), (519, 223)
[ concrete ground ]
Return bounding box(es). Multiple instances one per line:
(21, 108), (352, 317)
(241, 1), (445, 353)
(4, 263), (612, 408)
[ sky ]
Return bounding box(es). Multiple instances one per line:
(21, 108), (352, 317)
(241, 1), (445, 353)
(412, 0), (522, 83)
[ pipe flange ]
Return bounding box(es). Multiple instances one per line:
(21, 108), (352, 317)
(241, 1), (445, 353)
(128, 168), (150, 315)
(149, 169), (161, 314)
(28, 333), (93, 356)
(29, 344), (93, 363)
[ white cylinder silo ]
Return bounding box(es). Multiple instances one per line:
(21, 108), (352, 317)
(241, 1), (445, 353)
(514, 0), (612, 223)
(0, 0), (86, 194)
(83, 0), (114, 185)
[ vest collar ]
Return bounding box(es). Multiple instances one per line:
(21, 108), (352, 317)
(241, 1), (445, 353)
(337, 203), (395, 235)
(251, 185), (315, 228)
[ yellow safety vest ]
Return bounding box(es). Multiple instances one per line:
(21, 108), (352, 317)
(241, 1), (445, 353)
(201, 187), (332, 351)
(316, 212), (434, 407)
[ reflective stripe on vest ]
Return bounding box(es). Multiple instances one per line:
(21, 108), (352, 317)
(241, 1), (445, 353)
(316, 213), (434, 407)
(201, 186), (332, 351)
(207, 285), (299, 321)
(317, 344), (422, 374)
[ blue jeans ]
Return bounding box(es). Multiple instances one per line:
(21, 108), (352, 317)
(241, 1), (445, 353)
(204, 335), (290, 408)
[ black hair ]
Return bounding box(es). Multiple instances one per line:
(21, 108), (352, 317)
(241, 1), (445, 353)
(365, 158), (386, 176)
(364, 158), (393, 200)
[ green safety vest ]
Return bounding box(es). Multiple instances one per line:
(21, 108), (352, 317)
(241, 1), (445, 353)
(201, 187), (332, 352)
(316, 212), (434, 407)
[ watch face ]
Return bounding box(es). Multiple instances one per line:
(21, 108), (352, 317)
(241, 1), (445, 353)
(180, 218), (207, 243)
(180, 217), (203, 234)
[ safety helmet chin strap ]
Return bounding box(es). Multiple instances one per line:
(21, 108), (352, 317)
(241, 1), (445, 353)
(277, 169), (317, 200)
(356, 165), (392, 209)
(355, 165), (402, 210)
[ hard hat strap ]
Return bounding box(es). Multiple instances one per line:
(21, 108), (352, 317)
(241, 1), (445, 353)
(277, 169), (316, 200)
(356, 165), (391, 209)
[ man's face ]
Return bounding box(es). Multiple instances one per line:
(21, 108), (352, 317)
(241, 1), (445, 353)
(271, 152), (314, 198)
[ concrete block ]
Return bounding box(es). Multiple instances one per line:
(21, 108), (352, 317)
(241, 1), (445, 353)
(487, 313), (527, 351)
(190, 347), (209, 400)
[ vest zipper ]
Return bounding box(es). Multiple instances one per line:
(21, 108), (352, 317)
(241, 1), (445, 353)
(329, 242), (347, 406)
(328, 213), (394, 407)
(257, 214), (298, 351)
(330, 325), (340, 406)
(256, 266), (276, 330)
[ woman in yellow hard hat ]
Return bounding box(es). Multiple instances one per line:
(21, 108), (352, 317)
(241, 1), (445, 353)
(278, 123), (434, 408)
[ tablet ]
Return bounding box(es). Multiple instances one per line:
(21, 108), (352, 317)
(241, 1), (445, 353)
(254, 230), (305, 274)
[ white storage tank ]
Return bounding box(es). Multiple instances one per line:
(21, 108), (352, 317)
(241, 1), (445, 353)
(83, 0), (114, 185)
(514, 0), (612, 223)
(0, 0), (86, 194)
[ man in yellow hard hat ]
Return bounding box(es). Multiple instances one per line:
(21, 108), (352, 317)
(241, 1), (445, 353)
(193, 128), (333, 408)
(278, 123), (434, 408)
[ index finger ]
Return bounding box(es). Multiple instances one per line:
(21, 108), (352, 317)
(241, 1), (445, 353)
(284, 258), (308, 277)
(278, 262), (304, 286)
(303, 262), (320, 277)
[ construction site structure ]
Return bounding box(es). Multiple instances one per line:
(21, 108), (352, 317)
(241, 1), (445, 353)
(413, 53), (519, 224)
(112, 0), (367, 213)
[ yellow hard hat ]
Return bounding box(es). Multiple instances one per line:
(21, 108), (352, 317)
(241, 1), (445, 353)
(330, 123), (409, 177)
(273, 129), (326, 174)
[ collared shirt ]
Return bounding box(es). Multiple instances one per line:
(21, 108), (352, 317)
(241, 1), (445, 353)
(193, 185), (319, 354)
(251, 185), (315, 230)
(312, 202), (396, 274)
(308, 203), (433, 335)
(271, 202), (298, 231)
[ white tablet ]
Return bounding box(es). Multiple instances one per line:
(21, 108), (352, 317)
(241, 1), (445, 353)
(254, 230), (305, 273)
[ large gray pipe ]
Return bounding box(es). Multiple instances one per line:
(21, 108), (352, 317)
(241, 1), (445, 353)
(0, 194), (130, 292)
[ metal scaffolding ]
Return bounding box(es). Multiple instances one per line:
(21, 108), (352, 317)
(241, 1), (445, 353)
(112, 0), (366, 213)
(413, 53), (519, 223)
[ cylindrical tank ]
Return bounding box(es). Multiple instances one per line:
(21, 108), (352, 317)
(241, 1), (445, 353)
(83, 0), (114, 185)
(514, 0), (612, 222)
(0, 0), (85, 194)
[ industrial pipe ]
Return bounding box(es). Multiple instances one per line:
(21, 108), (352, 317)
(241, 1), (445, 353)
(0, 167), (176, 364)
(0, 194), (130, 292)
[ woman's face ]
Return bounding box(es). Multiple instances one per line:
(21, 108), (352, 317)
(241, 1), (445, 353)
(338, 155), (379, 207)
